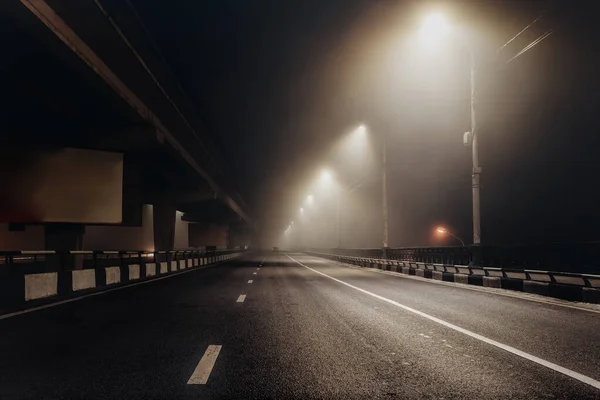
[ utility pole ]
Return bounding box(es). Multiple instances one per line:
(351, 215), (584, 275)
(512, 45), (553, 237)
(382, 132), (389, 258)
(336, 193), (341, 248)
(470, 49), (482, 265)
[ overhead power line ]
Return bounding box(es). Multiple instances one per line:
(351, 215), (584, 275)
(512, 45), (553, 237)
(497, 14), (543, 53)
(505, 30), (554, 65)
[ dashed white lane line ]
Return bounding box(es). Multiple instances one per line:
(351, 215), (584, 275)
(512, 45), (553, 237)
(286, 254), (600, 391)
(248, 280), (253, 284)
(187, 345), (222, 385)
(257, 268), (260, 270)
(236, 294), (247, 303)
(253, 272), (257, 275)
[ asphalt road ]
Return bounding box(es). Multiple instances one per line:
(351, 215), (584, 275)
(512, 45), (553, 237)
(1, 253), (600, 399)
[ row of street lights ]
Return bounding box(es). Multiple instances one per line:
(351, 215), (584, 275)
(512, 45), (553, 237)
(284, 125), (464, 249)
(285, 10), (483, 258)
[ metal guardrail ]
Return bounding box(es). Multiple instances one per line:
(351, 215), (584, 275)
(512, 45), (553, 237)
(310, 244), (600, 275)
(309, 251), (600, 289)
(0, 248), (242, 273)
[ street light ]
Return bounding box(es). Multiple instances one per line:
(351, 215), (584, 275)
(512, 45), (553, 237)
(320, 169), (333, 183)
(353, 124), (389, 253)
(420, 12), (481, 253)
(306, 194), (314, 205)
(320, 124), (388, 252)
(436, 226), (465, 246)
(419, 12), (450, 43)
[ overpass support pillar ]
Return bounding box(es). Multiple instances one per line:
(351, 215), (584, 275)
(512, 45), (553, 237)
(44, 223), (84, 270)
(153, 202), (176, 251)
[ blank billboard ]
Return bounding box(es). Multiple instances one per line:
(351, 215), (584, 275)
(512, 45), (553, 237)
(0, 147), (123, 223)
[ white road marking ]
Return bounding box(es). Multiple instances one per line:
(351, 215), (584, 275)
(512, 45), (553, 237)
(257, 268), (260, 270)
(253, 272), (257, 275)
(187, 345), (222, 385)
(326, 256), (600, 315)
(248, 280), (253, 283)
(236, 294), (246, 303)
(286, 254), (600, 391)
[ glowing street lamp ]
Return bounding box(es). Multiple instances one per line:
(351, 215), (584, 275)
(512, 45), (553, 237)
(419, 12), (450, 43)
(320, 169), (332, 183)
(420, 12), (481, 252)
(306, 194), (314, 205)
(436, 226), (465, 246)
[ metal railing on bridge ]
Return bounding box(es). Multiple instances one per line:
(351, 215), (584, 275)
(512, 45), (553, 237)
(0, 248), (244, 275)
(309, 243), (600, 275)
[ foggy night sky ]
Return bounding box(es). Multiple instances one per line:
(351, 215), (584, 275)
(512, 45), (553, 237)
(128, 0), (600, 247)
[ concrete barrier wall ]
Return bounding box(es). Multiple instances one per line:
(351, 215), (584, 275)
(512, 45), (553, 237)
(105, 266), (120, 285)
(524, 280), (550, 296)
(483, 276), (501, 288)
(72, 269), (96, 291)
(25, 273), (58, 301)
(129, 265), (140, 281)
(1, 251), (244, 314)
(160, 262), (168, 274)
(146, 263), (157, 277)
(310, 252), (600, 305)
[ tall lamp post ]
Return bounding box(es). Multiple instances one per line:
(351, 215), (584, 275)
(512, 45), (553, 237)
(329, 125), (389, 253)
(382, 132), (389, 258)
(469, 50), (481, 248)
(421, 13), (481, 262)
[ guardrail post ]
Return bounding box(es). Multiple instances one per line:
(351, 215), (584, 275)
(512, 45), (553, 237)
(470, 245), (482, 267)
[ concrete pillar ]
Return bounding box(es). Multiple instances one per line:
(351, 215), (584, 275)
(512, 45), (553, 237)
(44, 223), (84, 270)
(44, 223), (84, 251)
(153, 202), (176, 251)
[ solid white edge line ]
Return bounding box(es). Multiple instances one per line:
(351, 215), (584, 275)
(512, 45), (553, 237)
(187, 345), (222, 385)
(286, 254), (600, 391)
(321, 255), (600, 315)
(248, 280), (253, 283)
(0, 258), (235, 321)
(236, 294), (246, 303)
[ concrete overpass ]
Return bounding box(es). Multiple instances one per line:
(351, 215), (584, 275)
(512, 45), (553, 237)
(0, 0), (252, 251)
